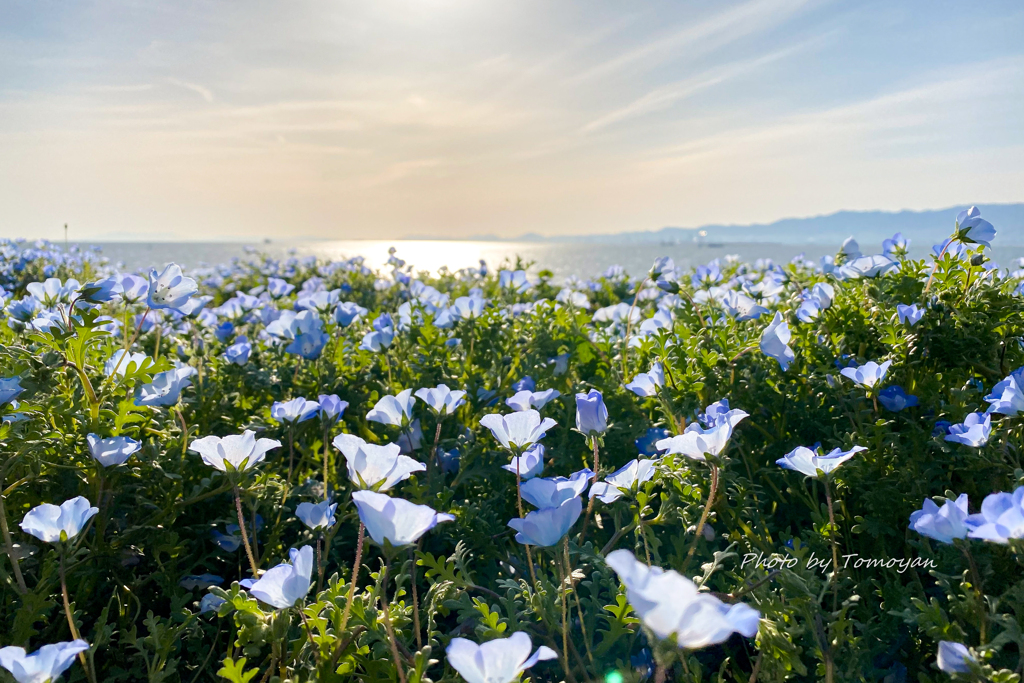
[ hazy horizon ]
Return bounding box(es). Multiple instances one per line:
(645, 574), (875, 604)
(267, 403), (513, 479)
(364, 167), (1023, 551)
(3, 1), (1024, 242)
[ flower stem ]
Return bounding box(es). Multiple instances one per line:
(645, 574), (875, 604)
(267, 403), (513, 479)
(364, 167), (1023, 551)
(621, 276), (650, 378)
(338, 522), (365, 637)
(322, 423), (330, 492)
(410, 544), (422, 650)
(234, 486), (260, 577)
(565, 537), (595, 667)
(379, 564), (408, 683)
(682, 462), (718, 574)
(824, 478), (840, 611)
(577, 440), (600, 546)
(514, 457), (538, 586)
(558, 542), (570, 680)
(60, 549), (97, 683)
(0, 489), (27, 594)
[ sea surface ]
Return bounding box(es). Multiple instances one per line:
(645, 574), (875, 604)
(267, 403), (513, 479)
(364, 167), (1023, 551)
(78, 240), (1024, 280)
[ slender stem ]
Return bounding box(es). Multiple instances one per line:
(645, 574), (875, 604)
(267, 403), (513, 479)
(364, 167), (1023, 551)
(558, 543), (571, 681)
(410, 545), (422, 650)
(287, 427), (296, 482)
(379, 564), (408, 683)
(323, 424), (330, 493)
(682, 463), (718, 574)
(960, 543), (987, 643)
(61, 550), (96, 683)
(514, 456), (538, 586)
(577, 439), (600, 546)
(432, 419), (443, 469)
(924, 238), (952, 293)
(110, 308), (151, 377)
(153, 322), (162, 360)
(298, 609), (323, 668)
(175, 408), (189, 462)
(316, 535), (324, 594)
(565, 538), (595, 667)
(234, 486), (260, 577)
(0, 489), (27, 594)
(824, 479), (840, 612)
(338, 522), (365, 637)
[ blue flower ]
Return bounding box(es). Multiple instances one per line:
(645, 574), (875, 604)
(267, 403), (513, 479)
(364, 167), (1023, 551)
(446, 632), (557, 683)
(699, 399), (748, 428)
(352, 490), (454, 547)
(512, 376), (536, 392)
(135, 366), (198, 407)
(945, 413), (991, 447)
(984, 367), (1024, 416)
(179, 574), (223, 590)
(271, 397), (321, 424)
(505, 388), (561, 411)
(318, 394), (348, 423)
(334, 301), (368, 326)
(840, 360), (891, 389)
(78, 278), (118, 304)
(760, 312), (794, 371)
(606, 549), (760, 648)
(87, 433), (141, 467)
(575, 389), (608, 437)
(955, 206), (996, 247)
(936, 641), (975, 674)
(499, 270), (531, 293)
(437, 447), (460, 474)
(414, 384), (466, 416)
(520, 469), (592, 508)
(20, 497), (99, 543)
(332, 434), (425, 490)
(480, 410), (556, 452)
(286, 328), (329, 360)
(932, 420), (952, 436)
(0, 640), (90, 683)
(882, 232), (910, 257)
(0, 377), (24, 405)
(635, 428), (671, 456)
(896, 303), (924, 326)
(877, 385), (919, 412)
(214, 321), (235, 343)
(590, 459), (656, 504)
(625, 363), (665, 398)
(200, 593), (227, 614)
(189, 430), (281, 472)
(507, 497), (582, 547)
(105, 350), (150, 378)
(776, 445), (866, 479)
(147, 264), (198, 310)
(965, 487), (1024, 543)
(502, 444), (545, 479)
(656, 412), (746, 461)
(360, 314), (395, 352)
(267, 277), (295, 298)
(115, 274), (149, 304)
(909, 494), (969, 544)
(224, 336), (252, 365)
(249, 546), (314, 609)
(296, 498), (338, 530)
(367, 389), (415, 427)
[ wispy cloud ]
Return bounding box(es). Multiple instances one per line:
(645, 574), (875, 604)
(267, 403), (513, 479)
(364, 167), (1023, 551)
(167, 78), (214, 103)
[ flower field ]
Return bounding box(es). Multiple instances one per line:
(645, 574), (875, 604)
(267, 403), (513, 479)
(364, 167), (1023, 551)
(2, 208), (1024, 682)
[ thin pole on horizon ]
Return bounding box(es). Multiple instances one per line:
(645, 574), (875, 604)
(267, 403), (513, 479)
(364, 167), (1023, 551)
(64, 223), (68, 251)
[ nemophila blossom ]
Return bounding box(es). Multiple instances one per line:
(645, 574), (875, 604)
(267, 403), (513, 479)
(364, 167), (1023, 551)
(520, 469), (593, 508)
(26, 277), (75, 307)
(499, 269), (531, 292)
(189, 430), (281, 472)
(318, 394), (348, 423)
(721, 290), (769, 321)
(965, 487), (1024, 543)
(271, 397), (320, 424)
(909, 494), (969, 544)
(882, 232), (910, 257)
(135, 366), (198, 407)
(78, 278), (118, 304)
(0, 377), (24, 405)
(506, 388), (561, 411)
(360, 314), (395, 352)
(760, 312), (794, 371)
(333, 434), (425, 490)
(776, 445), (866, 478)
(415, 384), (466, 415)
(840, 360), (891, 389)
(636, 428), (671, 456)
(507, 496), (582, 547)
(502, 444), (545, 479)
(224, 336), (251, 365)
(20, 497), (99, 543)
(267, 277), (295, 298)
(606, 549), (760, 648)
(367, 388), (415, 427)
(897, 303), (924, 326)
(352, 490), (454, 547)
(625, 362), (665, 397)
(451, 294), (485, 320)
(148, 264), (198, 310)
(878, 385), (919, 412)
(590, 459), (656, 504)
(200, 593), (227, 614)
(334, 301), (368, 326)
(211, 528), (242, 552)
(512, 376), (536, 392)
(985, 367), (1024, 415)
(656, 411), (746, 461)
(296, 498), (337, 530)
(446, 632), (557, 683)
(575, 389), (608, 437)
(437, 447), (460, 474)
(936, 641), (975, 674)
(945, 413), (991, 448)
(699, 399), (749, 428)
(0, 640), (90, 683)
(955, 206), (996, 247)
(115, 274), (149, 304)
(796, 298), (820, 323)
(250, 545), (314, 609)
(104, 350), (149, 377)
(87, 433), (141, 467)
(214, 321), (234, 343)
(286, 327), (329, 360)
(479, 410), (557, 452)
(180, 574), (223, 590)
(837, 255), (896, 280)
(397, 419), (424, 454)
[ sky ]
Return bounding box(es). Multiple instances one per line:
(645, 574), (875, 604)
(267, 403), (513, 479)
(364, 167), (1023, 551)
(2, 0), (1024, 242)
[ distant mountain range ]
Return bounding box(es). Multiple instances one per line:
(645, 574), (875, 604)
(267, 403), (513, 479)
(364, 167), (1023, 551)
(492, 203), (1024, 246)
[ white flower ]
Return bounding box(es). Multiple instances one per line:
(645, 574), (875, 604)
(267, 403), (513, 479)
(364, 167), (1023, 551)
(20, 497), (99, 544)
(760, 312), (794, 371)
(366, 389), (415, 426)
(446, 632), (556, 683)
(414, 384), (466, 416)
(188, 430), (282, 472)
(332, 434), (425, 490)
(479, 410), (556, 452)
(249, 546), (314, 609)
(0, 640), (90, 683)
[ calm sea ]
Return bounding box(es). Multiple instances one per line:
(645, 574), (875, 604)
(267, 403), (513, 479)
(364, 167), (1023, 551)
(78, 240), (1024, 280)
